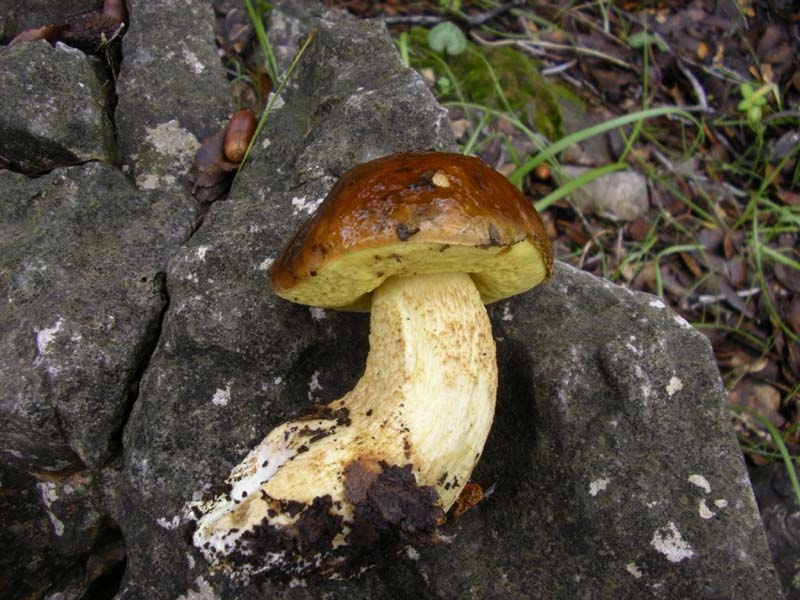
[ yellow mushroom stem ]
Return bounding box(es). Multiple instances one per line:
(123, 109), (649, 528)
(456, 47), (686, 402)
(190, 271), (497, 578)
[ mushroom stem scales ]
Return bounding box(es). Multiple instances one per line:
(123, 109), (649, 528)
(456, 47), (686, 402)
(191, 272), (496, 577)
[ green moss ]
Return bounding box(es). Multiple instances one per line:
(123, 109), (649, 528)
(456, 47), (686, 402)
(406, 27), (581, 140)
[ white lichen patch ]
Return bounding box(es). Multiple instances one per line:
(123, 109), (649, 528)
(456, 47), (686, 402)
(309, 307), (327, 321)
(175, 576), (220, 600)
(181, 46), (206, 74)
(625, 562), (643, 578)
(139, 172), (177, 190)
(307, 370), (323, 401)
(144, 119), (200, 163)
(626, 336), (642, 355)
(195, 245), (210, 261)
(698, 499), (715, 520)
(502, 303), (513, 321)
(673, 313), (692, 329)
(589, 477), (611, 497)
(666, 376), (683, 397)
(626, 342), (642, 355)
(651, 522), (694, 563)
(211, 384), (231, 407)
(37, 481), (65, 536)
(406, 546), (421, 561)
(714, 499), (728, 509)
(36, 318), (64, 354)
(688, 474), (711, 494)
(156, 515), (182, 530)
(258, 257), (275, 271)
(649, 298), (666, 309)
(291, 195), (324, 216)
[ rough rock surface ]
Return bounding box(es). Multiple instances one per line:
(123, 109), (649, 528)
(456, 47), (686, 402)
(0, 40), (114, 172)
(0, 0), (101, 40)
(750, 463), (800, 599)
(0, 161), (191, 598)
(116, 0), (234, 196)
(111, 3), (780, 600)
(0, 0), (221, 597)
(0, 1), (784, 599)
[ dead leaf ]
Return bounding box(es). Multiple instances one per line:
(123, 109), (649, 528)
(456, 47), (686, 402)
(189, 128), (239, 203)
(680, 252), (703, 279)
(624, 217), (650, 242)
(9, 24), (65, 45)
(776, 189), (800, 206)
(723, 230), (736, 260)
(451, 482), (485, 519)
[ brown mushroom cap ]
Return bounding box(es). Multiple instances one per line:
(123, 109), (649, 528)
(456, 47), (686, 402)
(270, 150), (553, 310)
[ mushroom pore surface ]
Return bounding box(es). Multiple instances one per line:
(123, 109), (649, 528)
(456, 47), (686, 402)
(190, 272), (497, 579)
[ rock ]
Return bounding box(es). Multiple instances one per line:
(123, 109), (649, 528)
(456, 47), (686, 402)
(750, 462), (800, 599)
(0, 462), (77, 600)
(265, 0), (341, 73)
(0, 40), (115, 172)
(110, 3), (781, 600)
(111, 8), (455, 598)
(0, 2), (231, 598)
(0, 1), (101, 41)
(1, 460), (125, 599)
(562, 165), (650, 220)
(0, 163), (190, 470)
(0, 162), (192, 598)
(116, 0), (234, 197)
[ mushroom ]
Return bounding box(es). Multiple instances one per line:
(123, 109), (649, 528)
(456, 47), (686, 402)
(190, 150), (553, 579)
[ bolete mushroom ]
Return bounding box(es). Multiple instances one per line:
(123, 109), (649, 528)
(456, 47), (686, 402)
(190, 150), (553, 579)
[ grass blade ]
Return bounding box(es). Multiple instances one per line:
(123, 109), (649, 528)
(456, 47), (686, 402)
(244, 0), (279, 83)
(236, 28), (317, 176)
(508, 106), (697, 186)
(731, 404), (800, 509)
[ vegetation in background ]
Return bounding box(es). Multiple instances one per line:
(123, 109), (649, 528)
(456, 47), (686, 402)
(229, 1), (799, 499)
(336, 0), (800, 497)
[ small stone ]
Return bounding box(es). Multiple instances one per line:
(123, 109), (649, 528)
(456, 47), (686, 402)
(562, 165), (650, 220)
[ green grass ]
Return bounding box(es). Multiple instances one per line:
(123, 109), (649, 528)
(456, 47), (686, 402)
(239, 2), (800, 487)
(236, 27), (316, 175)
(391, 4), (800, 485)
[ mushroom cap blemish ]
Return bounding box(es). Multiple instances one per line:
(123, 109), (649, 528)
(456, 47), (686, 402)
(269, 151), (553, 311)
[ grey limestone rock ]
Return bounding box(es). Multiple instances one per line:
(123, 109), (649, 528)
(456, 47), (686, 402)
(0, 161), (192, 598)
(110, 4), (781, 600)
(0, 163), (189, 472)
(0, 0), (784, 598)
(0, 40), (115, 172)
(0, 1), (102, 41)
(116, 0), (234, 196)
(750, 463), (800, 599)
(1, 1), (231, 596)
